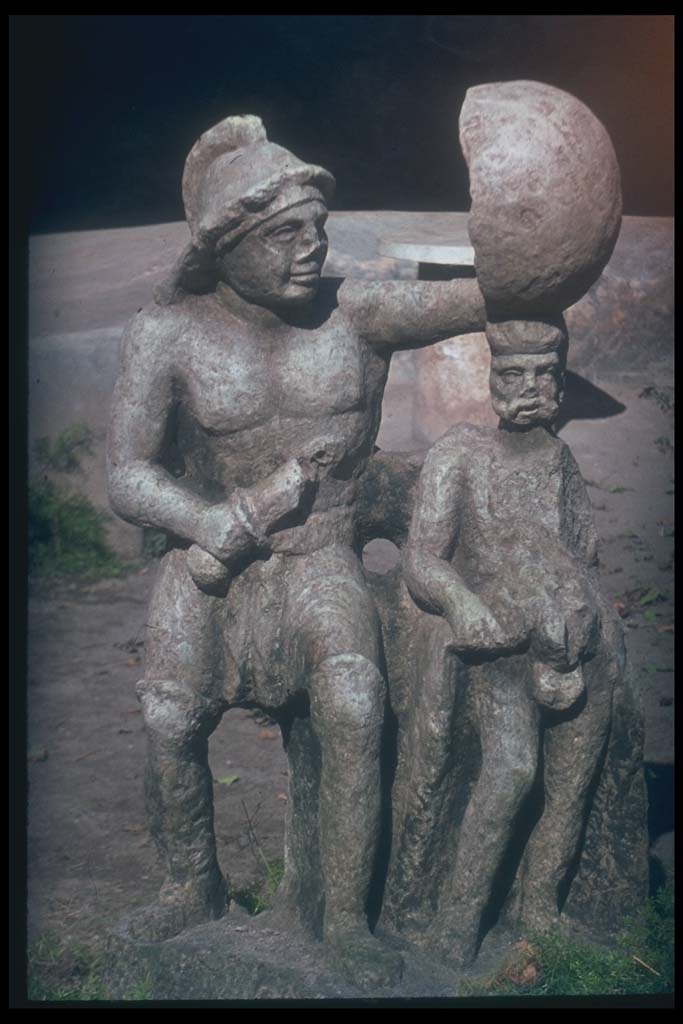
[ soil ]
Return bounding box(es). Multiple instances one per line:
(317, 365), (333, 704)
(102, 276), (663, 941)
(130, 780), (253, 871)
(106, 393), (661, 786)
(25, 372), (674, 973)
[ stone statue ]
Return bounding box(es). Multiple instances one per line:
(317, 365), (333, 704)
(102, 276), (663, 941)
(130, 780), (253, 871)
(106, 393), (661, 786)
(388, 316), (627, 967)
(107, 114), (487, 989)
(381, 82), (647, 969)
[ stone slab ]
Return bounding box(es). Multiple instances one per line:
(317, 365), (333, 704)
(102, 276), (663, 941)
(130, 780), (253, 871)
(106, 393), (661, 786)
(105, 904), (523, 1000)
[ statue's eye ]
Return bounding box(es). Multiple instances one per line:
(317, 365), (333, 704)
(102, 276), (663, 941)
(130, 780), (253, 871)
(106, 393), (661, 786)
(500, 370), (522, 379)
(270, 223), (299, 241)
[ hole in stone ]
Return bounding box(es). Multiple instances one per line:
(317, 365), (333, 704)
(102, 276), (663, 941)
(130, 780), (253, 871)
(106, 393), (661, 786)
(362, 538), (401, 575)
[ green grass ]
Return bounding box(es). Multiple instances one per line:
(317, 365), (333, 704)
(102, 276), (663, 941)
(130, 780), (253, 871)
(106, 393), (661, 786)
(28, 478), (125, 579)
(26, 934), (107, 1001)
(231, 857), (285, 916)
(26, 932), (154, 1002)
(460, 885), (674, 997)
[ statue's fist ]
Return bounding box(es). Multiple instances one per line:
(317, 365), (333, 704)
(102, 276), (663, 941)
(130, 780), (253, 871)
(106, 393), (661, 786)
(534, 587), (600, 670)
(447, 593), (524, 655)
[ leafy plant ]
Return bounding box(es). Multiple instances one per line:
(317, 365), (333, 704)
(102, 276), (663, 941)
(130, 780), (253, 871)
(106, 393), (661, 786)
(28, 478), (123, 578)
(34, 423), (94, 474)
(29, 423), (125, 578)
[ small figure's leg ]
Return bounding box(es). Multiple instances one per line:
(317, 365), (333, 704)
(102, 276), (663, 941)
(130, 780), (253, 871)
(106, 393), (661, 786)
(518, 641), (617, 931)
(286, 547), (403, 990)
(433, 658), (538, 968)
(128, 550), (228, 942)
(384, 616), (464, 933)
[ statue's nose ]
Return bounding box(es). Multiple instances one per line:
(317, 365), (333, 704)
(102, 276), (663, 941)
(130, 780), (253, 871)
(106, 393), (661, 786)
(298, 225), (326, 261)
(521, 372), (537, 395)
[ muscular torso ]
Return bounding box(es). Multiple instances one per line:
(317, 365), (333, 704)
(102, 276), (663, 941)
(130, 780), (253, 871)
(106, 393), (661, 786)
(157, 287), (390, 551)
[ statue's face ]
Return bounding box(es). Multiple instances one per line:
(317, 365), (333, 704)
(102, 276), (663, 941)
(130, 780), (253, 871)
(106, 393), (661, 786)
(489, 351), (563, 427)
(216, 199), (328, 311)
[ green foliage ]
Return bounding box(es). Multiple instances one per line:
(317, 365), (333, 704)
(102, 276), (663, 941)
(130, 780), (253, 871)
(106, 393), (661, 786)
(459, 885), (674, 997)
(27, 933), (107, 1002)
(232, 858), (285, 916)
(28, 478), (123, 578)
(34, 423), (94, 474)
(29, 424), (125, 579)
(27, 932), (155, 1002)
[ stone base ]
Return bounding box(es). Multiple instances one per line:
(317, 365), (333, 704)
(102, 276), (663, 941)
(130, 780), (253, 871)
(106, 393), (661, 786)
(105, 904), (523, 1000)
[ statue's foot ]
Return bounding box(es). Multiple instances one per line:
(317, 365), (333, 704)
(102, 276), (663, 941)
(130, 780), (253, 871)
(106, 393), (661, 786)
(435, 935), (477, 971)
(327, 927), (404, 992)
(127, 874), (228, 943)
(426, 919), (478, 970)
(518, 899), (561, 935)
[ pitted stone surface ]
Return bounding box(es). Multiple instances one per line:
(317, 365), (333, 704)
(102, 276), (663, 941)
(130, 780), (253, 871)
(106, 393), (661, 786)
(460, 81), (622, 317)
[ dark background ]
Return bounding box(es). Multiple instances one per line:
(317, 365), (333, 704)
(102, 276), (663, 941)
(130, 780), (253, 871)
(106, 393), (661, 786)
(11, 15), (674, 233)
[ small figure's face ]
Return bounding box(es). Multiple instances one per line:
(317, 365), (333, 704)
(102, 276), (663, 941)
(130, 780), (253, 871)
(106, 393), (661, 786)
(490, 351), (563, 427)
(216, 199), (328, 311)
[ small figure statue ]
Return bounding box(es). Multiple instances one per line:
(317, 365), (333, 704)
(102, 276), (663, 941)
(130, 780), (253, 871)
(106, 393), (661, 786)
(396, 315), (628, 967)
(107, 114), (486, 988)
(382, 82), (648, 970)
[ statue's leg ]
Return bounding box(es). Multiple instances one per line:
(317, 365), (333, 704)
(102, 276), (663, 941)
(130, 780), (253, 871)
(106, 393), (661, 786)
(433, 658), (538, 967)
(129, 550), (228, 942)
(285, 546), (403, 989)
(384, 616), (463, 934)
(518, 631), (618, 931)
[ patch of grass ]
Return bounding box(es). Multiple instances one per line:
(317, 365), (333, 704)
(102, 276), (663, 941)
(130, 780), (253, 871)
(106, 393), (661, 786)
(460, 885), (674, 997)
(28, 478), (124, 579)
(27, 932), (157, 1002)
(27, 933), (107, 1002)
(231, 858), (285, 916)
(231, 799), (285, 915)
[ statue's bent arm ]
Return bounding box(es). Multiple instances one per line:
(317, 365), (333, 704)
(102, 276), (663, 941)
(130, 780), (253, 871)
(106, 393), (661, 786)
(403, 437), (520, 654)
(106, 312), (309, 564)
(338, 277), (487, 352)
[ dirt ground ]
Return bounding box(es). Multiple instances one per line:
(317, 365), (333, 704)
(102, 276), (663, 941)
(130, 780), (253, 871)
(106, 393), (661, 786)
(25, 372), (674, 965)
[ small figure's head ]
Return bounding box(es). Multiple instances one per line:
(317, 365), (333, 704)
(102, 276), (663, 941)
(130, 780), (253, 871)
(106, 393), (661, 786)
(486, 317), (568, 428)
(155, 115), (335, 310)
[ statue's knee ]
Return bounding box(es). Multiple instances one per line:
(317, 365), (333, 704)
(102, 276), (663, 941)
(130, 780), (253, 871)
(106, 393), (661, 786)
(310, 653), (385, 735)
(137, 678), (223, 744)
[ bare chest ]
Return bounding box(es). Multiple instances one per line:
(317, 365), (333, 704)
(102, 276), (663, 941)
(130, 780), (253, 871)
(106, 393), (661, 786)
(178, 317), (373, 436)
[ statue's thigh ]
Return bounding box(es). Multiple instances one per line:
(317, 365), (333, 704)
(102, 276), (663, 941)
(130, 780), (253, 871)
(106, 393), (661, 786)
(471, 658), (538, 767)
(283, 546), (382, 672)
(145, 548), (222, 698)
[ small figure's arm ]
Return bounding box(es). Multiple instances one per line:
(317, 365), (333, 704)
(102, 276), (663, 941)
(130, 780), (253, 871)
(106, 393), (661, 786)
(403, 434), (523, 655)
(107, 311), (312, 575)
(338, 277), (487, 352)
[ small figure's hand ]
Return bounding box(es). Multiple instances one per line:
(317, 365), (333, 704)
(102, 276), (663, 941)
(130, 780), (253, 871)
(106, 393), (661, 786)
(445, 592), (524, 654)
(534, 586), (600, 670)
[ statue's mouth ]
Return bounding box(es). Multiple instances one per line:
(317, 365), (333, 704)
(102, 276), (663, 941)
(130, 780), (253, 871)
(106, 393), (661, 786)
(290, 268), (321, 285)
